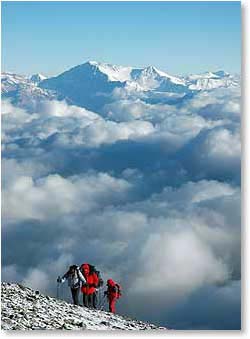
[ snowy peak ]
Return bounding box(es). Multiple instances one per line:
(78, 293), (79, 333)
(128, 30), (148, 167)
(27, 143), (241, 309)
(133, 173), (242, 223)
(187, 70), (230, 81)
(86, 61), (132, 82)
(30, 73), (47, 84)
(130, 65), (186, 91)
(1, 72), (58, 111)
(1, 72), (47, 93)
(134, 65), (179, 81)
(54, 61), (132, 83)
(186, 70), (238, 90)
(84, 61), (186, 87)
(212, 70), (230, 78)
(1, 72), (29, 93)
(39, 61), (127, 111)
(1, 282), (167, 331)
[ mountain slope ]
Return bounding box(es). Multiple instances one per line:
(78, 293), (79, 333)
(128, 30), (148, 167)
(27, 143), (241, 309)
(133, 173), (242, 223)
(1, 283), (167, 331)
(39, 62), (125, 112)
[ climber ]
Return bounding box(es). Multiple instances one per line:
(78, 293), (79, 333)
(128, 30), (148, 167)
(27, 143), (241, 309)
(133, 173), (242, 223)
(57, 265), (86, 305)
(104, 279), (121, 314)
(80, 263), (99, 308)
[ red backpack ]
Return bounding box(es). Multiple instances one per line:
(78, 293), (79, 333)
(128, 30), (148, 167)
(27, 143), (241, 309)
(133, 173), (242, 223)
(107, 279), (122, 298)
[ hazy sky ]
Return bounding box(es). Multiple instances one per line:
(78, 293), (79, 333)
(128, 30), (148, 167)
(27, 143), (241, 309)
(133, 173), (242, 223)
(2, 1), (241, 76)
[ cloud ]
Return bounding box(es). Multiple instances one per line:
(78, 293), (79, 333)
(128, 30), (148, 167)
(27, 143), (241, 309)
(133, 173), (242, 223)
(178, 125), (241, 183)
(3, 176), (240, 324)
(1, 84), (241, 329)
(1, 265), (21, 283)
(73, 119), (155, 147)
(37, 100), (101, 119)
(163, 281), (241, 330)
(2, 158), (51, 189)
(131, 229), (229, 298)
(2, 172), (131, 223)
(2, 99), (155, 150)
(180, 87), (241, 126)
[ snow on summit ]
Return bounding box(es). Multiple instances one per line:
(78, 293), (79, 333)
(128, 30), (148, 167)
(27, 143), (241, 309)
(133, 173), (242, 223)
(186, 70), (237, 90)
(30, 73), (47, 83)
(88, 61), (133, 82)
(86, 61), (185, 86)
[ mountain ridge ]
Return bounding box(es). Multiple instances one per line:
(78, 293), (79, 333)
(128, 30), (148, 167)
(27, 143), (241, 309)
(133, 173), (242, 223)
(1, 60), (239, 113)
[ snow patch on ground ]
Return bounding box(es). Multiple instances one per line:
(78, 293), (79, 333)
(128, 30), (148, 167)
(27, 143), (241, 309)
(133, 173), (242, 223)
(1, 282), (168, 331)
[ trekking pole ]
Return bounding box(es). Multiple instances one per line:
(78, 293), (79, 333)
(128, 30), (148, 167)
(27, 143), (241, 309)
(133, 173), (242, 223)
(56, 276), (61, 299)
(61, 283), (64, 300)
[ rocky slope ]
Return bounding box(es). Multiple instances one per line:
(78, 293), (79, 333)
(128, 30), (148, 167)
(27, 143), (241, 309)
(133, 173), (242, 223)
(1, 283), (167, 331)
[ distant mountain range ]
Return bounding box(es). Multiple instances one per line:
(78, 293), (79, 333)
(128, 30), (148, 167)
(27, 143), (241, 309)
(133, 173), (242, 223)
(2, 61), (239, 113)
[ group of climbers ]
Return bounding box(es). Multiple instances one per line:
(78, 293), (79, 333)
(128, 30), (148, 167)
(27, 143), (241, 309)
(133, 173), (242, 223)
(57, 263), (121, 313)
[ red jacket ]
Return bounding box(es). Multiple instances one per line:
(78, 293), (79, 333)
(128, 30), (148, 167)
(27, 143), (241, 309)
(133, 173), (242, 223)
(81, 264), (99, 295)
(106, 279), (121, 299)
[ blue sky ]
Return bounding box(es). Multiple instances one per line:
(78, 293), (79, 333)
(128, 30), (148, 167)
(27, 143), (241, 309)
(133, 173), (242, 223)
(2, 1), (241, 76)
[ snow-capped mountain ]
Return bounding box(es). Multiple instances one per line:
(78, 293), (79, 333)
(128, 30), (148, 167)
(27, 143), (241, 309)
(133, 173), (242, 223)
(1, 61), (239, 113)
(82, 61), (187, 91)
(1, 283), (167, 331)
(186, 70), (238, 90)
(1, 72), (29, 94)
(129, 65), (186, 92)
(39, 61), (126, 112)
(2, 72), (46, 92)
(86, 60), (132, 82)
(30, 73), (47, 84)
(38, 61), (189, 111)
(1, 72), (60, 111)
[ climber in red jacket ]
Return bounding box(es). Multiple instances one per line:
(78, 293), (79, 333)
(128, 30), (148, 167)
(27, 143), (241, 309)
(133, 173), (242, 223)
(104, 279), (121, 313)
(80, 263), (99, 308)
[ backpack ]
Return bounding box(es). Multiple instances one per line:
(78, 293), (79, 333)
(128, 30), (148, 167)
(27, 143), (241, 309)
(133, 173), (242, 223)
(87, 264), (104, 288)
(115, 283), (122, 298)
(64, 266), (82, 288)
(109, 283), (121, 298)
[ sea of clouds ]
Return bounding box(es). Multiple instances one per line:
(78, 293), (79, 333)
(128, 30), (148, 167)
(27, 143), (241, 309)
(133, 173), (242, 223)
(2, 86), (241, 329)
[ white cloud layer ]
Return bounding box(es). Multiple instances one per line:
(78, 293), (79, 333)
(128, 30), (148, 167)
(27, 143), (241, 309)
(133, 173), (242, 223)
(1, 85), (241, 329)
